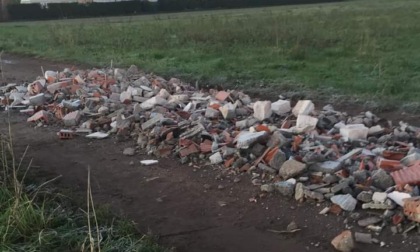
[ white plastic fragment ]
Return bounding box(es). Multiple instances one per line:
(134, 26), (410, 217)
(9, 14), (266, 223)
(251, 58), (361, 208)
(86, 132), (109, 139)
(387, 191), (411, 207)
(140, 160), (159, 165)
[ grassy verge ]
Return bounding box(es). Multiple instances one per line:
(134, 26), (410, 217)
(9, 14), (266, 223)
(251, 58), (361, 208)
(0, 127), (166, 251)
(1, 0), (420, 106)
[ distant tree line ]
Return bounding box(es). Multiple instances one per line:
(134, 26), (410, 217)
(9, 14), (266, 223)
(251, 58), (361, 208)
(6, 0), (345, 21)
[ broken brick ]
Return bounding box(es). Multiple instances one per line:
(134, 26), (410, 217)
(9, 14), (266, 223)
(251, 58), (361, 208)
(215, 91), (230, 102)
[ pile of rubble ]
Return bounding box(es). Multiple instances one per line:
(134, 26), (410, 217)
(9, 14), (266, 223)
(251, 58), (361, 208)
(2, 66), (420, 250)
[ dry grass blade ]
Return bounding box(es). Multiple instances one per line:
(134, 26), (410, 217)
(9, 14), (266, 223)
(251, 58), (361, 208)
(86, 166), (101, 252)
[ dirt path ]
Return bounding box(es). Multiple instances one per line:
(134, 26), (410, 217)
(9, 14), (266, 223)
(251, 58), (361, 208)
(1, 54), (418, 252)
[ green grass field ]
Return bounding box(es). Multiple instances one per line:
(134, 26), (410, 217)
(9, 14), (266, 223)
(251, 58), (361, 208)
(1, 0), (420, 107)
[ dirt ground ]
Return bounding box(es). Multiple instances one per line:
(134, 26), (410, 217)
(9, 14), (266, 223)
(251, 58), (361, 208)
(1, 54), (420, 252)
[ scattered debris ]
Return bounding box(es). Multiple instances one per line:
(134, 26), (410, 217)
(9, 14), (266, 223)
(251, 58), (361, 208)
(6, 65), (420, 245)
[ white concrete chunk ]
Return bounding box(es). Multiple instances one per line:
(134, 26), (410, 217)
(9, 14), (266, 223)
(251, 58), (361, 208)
(340, 124), (369, 141)
(253, 101), (272, 121)
(292, 100), (314, 116)
(271, 100), (291, 115)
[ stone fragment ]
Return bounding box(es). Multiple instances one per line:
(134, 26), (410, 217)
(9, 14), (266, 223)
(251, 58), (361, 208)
(239, 94), (251, 105)
(310, 161), (342, 174)
(302, 152), (326, 164)
(141, 113), (164, 130)
(250, 143), (265, 157)
(354, 232), (376, 244)
(401, 152), (420, 167)
(304, 189), (324, 201)
(357, 216), (382, 227)
(267, 131), (288, 148)
(331, 181), (350, 194)
(279, 160), (307, 180)
(261, 184), (275, 193)
(205, 108), (220, 118)
(98, 106), (109, 115)
(357, 191), (373, 203)
(123, 147), (135, 156)
(295, 182), (304, 201)
(258, 163), (277, 174)
(286, 221), (299, 232)
(268, 150), (286, 170)
(140, 97), (168, 110)
(253, 101), (272, 121)
(331, 194), (357, 211)
(274, 181), (295, 197)
(353, 170), (368, 184)
(133, 77), (150, 87)
(371, 169), (394, 191)
(323, 174), (340, 184)
(331, 230), (354, 252)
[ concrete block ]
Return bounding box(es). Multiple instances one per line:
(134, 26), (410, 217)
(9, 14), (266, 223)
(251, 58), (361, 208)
(63, 110), (81, 127)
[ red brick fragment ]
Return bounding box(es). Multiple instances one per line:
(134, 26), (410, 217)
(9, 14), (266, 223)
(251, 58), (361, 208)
(200, 140), (212, 153)
(179, 144), (199, 157)
(215, 91), (230, 102)
(224, 157), (235, 168)
(58, 130), (73, 140)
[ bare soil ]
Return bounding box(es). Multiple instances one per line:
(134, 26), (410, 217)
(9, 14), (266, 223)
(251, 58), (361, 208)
(1, 53), (420, 252)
